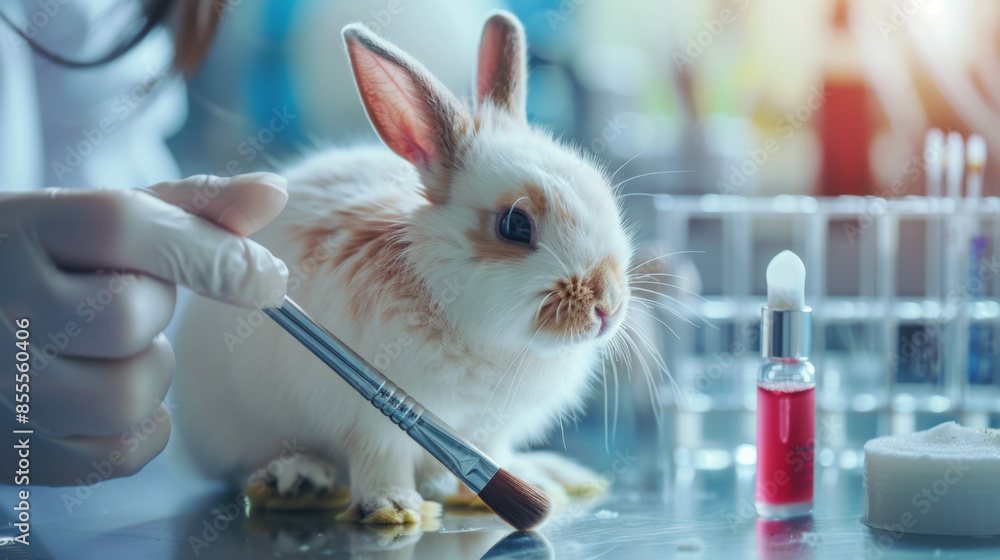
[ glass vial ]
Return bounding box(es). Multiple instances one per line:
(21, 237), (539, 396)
(755, 356), (815, 518)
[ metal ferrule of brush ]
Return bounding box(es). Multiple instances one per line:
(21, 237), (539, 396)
(263, 297), (500, 493)
(761, 307), (812, 359)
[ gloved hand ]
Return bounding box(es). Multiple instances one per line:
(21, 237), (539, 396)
(0, 173), (289, 486)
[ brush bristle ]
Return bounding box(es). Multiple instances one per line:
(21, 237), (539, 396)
(477, 469), (552, 530)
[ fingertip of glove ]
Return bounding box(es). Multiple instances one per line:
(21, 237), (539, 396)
(234, 172), (288, 197)
(230, 241), (289, 309)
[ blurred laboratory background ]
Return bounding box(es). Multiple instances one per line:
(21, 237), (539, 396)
(172, 0), (1000, 199)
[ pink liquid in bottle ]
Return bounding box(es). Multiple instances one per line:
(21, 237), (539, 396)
(755, 382), (815, 517)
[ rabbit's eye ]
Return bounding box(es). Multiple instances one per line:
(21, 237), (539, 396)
(497, 209), (534, 245)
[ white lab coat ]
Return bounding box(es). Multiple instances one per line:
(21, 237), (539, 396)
(0, 0), (186, 192)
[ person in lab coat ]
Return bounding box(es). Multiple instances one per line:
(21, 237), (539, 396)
(0, 0), (289, 485)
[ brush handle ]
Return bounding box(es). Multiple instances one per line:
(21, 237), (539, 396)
(263, 296), (499, 493)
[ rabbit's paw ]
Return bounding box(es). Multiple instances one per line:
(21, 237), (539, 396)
(336, 488), (442, 525)
(246, 453), (347, 510)
(275, 453), (337, 497)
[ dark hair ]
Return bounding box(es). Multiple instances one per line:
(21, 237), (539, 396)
(0, 0), (222, 76)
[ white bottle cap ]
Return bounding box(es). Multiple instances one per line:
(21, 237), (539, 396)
(762, 251), (811, 359)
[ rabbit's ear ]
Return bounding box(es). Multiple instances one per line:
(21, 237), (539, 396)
(476, 11), (527, 120)
(343, 24), (470, 204)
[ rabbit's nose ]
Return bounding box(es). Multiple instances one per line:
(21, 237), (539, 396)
(595, 299), (621, 319)
(594, 299), (622, 336)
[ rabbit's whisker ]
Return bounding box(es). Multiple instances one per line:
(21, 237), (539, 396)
(627, 251), (703, 274)
(608, 141), (654, 191)
(611, 170), (695, 192)
(630, 295), (694, 329)
(628, 274), (705, 301)
(630, 290), (702, 327)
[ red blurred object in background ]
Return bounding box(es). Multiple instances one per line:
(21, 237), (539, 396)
(818, 0), (873, 196)
(819, 83), (872, 196)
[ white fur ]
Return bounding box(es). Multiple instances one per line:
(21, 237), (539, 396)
(172, 15), (633, 518)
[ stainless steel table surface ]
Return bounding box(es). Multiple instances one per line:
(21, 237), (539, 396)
(2, 412), (999, 560)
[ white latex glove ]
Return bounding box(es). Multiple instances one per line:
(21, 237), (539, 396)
(0, 173), (289, 486)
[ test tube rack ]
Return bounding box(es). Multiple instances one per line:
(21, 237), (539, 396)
(652, 195), (1000, 420)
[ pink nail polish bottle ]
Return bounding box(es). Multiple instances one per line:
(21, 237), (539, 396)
(756, 250), (815, 519)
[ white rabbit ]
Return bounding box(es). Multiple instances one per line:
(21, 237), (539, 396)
(173, 11), (635, 524)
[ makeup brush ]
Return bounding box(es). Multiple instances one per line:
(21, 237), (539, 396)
(263, 296), (552, 530)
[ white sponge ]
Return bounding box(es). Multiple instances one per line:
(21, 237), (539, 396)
(863, 422), (1000, 535)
